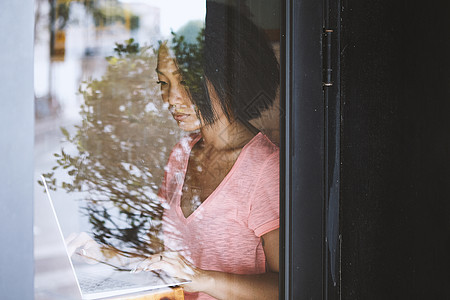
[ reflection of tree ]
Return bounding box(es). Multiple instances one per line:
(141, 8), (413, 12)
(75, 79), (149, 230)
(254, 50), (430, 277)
(175, 20), (204, 44)
(41, 39), (181, 256)
(41, 29), (205, 258)
(170, 28), (208, 123)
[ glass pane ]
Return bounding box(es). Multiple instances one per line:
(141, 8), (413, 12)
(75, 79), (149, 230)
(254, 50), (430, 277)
(34, 1), (280, 299)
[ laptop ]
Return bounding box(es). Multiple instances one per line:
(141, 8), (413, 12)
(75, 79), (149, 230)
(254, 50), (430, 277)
(41, 175), (190, 299)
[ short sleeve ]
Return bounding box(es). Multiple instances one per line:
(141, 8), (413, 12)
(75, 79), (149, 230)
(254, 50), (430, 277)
(248, 151), (280, 237)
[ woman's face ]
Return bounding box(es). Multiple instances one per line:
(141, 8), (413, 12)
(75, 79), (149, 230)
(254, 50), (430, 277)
(156, 45), (202, 132)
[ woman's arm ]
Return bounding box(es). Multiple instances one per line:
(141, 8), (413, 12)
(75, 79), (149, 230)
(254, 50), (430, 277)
(134, 228), (279, 300)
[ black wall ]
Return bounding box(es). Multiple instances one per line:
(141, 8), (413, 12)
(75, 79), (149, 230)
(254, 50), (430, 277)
(340, 0), (450, 298)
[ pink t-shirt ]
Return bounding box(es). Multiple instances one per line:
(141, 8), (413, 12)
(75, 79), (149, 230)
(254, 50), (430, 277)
(159, 132), (279, 300)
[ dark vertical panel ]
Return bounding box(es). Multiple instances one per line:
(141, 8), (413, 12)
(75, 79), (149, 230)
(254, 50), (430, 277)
(340, 1), (407, 298)
(286, 0), (324, 298)
(340, 0), (450, 298)
(0, 1), (35, 299)
(323, 0), (341, 298)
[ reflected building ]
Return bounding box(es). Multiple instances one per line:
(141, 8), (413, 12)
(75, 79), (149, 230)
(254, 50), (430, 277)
(35, 0), (161, 121)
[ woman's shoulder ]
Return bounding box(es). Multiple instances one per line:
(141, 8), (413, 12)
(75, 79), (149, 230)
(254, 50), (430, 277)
(235, 132), (279, 176)
(244, 132), (279, 161)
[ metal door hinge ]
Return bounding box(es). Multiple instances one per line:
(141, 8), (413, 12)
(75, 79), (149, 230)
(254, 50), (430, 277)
(323, 28), (334, 87)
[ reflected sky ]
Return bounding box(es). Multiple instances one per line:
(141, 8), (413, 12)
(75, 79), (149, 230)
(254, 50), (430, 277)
(119, 0), (205, 36)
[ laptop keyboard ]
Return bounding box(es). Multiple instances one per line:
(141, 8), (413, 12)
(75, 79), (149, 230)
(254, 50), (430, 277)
(79, 273), (137, 293)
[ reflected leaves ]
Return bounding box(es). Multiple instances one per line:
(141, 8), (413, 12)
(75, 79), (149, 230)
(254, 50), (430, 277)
(41, 29), (205, 259)
(168, 28), (207, 123)
(41, 38), (182, 257)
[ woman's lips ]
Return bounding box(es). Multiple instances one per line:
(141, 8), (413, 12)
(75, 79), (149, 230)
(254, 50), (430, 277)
(173, 113), (189, 121)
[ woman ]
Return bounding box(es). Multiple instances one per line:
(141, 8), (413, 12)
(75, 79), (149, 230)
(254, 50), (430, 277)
(134, 3), (280, 299)
(69, 3), (280, 299)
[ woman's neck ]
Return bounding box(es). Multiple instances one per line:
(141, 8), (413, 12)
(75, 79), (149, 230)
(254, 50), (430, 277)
(200, 117), (258, 151)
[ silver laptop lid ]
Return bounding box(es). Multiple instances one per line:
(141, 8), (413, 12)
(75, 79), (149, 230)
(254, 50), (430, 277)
(40, 175), (189, 299)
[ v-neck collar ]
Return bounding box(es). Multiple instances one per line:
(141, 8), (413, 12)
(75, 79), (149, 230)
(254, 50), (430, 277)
(174, 132), (262, 223)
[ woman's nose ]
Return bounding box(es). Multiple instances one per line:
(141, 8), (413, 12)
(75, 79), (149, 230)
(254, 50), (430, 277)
(167, 84), (185, 106)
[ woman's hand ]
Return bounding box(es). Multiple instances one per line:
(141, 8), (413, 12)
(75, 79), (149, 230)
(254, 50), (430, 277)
(66, 232), (136, 268)
(65, 232), (104, 264)
(131, 251), (213, 293)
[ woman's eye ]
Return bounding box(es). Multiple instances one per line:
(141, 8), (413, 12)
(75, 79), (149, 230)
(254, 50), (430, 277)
(156, 80), (167, 86)
(180, 80), (187, 86)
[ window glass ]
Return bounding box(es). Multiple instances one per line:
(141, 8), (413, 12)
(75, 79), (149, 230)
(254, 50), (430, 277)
(34, 1), (280, 299)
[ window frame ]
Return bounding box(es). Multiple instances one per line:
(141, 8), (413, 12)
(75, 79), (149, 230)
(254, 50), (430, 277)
(281, 0), (340, 298)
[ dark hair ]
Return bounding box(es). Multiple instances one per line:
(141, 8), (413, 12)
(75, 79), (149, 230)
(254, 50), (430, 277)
(194, 2), (280, 125)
